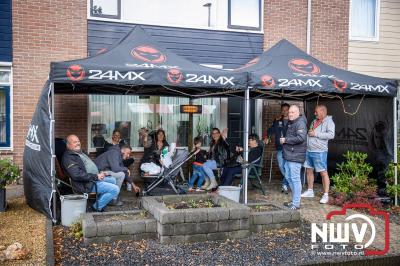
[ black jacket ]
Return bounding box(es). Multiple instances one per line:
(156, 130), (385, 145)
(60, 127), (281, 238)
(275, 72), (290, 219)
(267, 117), (288, 150)
(94, 145), (127, 173)
(194, 150), (208, 164)
(62, 150), (97, 193)
(282, 116), (307, 163)
(141, 139), (169, 165)
(209, 139), (230, 167)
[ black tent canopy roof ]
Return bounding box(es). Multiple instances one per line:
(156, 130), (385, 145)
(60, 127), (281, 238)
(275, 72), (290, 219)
(50, 26), (248, 97)
(235, 39), (397, 97)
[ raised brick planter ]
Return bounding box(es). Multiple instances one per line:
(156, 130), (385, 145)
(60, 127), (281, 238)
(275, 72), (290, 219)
(141, 194), (251, 244)
(81, 197), (301, 245)
(247, 202), (300, 233)
(82, 210), (157, 245)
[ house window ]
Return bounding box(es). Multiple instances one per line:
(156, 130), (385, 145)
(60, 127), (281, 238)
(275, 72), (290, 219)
(88, 95), (219, 149)
(350, 0), (379, 41)
(228, 0), (261, 30)
(0, 84), (10, 148)
(90, 0), (121, 19)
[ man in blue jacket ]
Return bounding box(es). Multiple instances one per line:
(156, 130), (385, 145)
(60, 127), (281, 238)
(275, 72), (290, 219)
(280, 105), (307, 210)
(95, 145), (140, 198)
(265, 103), (290, 193)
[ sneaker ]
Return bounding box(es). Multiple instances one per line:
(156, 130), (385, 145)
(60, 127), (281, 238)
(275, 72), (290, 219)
(201, 178), (210, 190)
(188, 187), (195, 192)
(195, 187), (204, 192)
(301, 189), (315, 198)
(283, 201), (292, 207)
(320, 194), (329, 204)
(127, 183), (132, 191)
(288, 204), (300, 210)
(282, 185), (288, 194)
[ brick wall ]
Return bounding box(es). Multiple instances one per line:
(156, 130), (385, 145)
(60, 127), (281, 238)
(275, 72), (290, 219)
(8, 0), (88, 167)
(261, 0), (349, 181)
(261, 100), (304, 181)
(264, 0), (308, 50)
(264, 0), (349, 67)
(311, 0), (349, 68)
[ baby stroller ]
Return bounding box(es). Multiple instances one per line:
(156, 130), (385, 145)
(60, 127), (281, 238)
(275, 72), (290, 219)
(142, 148), (196, 196)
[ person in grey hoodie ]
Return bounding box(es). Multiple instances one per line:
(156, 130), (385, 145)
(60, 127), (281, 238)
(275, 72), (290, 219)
(301, 105), (335, 204)
(280, 105), (307, 210)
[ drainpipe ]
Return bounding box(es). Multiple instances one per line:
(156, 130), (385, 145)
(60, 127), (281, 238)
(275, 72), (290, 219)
(307, 0), (312, 54)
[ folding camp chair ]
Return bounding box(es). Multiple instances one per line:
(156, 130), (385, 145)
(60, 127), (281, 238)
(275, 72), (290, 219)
(54, 138), (99, 211)
(236, 143), (266, 195)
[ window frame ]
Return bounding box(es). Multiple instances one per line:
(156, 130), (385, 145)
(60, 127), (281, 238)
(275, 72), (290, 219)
(89, 0), (121, 20)
(228, 0), (262, 31)
(349, 0), (380, 42)
(0, 85), (11, 148)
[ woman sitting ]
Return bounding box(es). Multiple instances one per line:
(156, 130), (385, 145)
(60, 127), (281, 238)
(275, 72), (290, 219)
(220, 134), (263, 186)
(140, 128), (169, 175)
(202, 128), (230, 191)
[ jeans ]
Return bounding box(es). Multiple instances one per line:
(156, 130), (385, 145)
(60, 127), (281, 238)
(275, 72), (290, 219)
(304, 151), (328, 172)
(105, 171), (125, 190)
(220, 166), (242, 186)
(284, 160), (302, 207)
(92, 176), (120, 210)
(202, 160), (217, 181)
(188, 165), (206, 188)
(277, 150), (289, 187)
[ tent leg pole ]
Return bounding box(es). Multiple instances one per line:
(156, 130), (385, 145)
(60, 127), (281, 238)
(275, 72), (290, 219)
(51, 83), (57, 223)
(394, 97), (398, 206)
(243, 88), (250, 204)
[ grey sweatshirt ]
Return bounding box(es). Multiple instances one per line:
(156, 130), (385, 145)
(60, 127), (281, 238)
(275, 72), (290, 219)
(307, 115), (335, 152)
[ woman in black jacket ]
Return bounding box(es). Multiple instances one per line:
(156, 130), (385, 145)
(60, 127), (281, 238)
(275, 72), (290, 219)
(141, 128), (169, 166)
(220, 134), (263, 186)
(202, 128), (230, 191)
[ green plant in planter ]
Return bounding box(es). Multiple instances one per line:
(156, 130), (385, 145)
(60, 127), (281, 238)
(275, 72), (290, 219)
(332, 151), (373, 195)
(385, 162), (400, 199)
(0, 158), (20, 189)
(331, 151), (379, 207)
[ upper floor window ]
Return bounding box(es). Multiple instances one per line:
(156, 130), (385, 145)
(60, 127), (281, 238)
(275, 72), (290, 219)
(228, 0), (261, 30)
(350, 0), (379, 41)
(90, 0), (121, 19)
(87, 0), (263, 33)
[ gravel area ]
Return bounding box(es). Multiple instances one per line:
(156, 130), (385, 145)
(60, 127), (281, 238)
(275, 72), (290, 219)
(53, 220), (375, 266)
(0, 197), (47, 265)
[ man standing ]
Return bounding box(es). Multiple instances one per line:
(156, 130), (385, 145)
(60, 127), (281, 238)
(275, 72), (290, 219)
(265, 103), (290, 193)
(301, 105), (335, 204)
(280, 105), (307, 210)
(95, 144), (140, 196)
(62, 135), (120, 211)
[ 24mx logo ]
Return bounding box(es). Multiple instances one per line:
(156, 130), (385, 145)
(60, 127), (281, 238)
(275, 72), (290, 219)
(88, 70), (145, 81)
(186, 74), (235, 86)
(279, 78), (322, 88)
(25, 124), (41, 151)
(350, 83), (390, 94)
